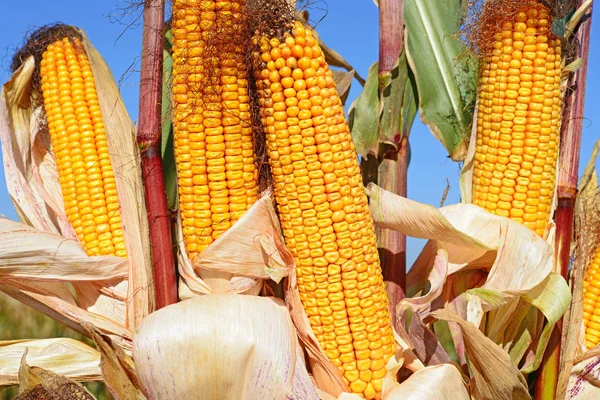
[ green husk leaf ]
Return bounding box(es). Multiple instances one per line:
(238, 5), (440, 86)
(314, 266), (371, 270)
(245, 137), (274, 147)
(404, 0), (477, 161)
(348, 62), (380, 157)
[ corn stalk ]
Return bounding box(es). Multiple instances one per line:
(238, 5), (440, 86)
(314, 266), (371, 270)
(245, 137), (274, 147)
(534, 0), (593, 398)
(137, 0), (178, 309)
(366, 0), (408, 329)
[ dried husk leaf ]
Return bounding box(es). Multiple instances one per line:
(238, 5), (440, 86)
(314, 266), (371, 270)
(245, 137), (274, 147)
(0, 218), (128, 282)
(384, 364), (469, 399)
(433, 309), (530, 400)
(87, 324), (145, 400)
(133, 294), (315, 400)
(0, 27), (152, 349)
(366, 184), (570, 393)
(567, 355), (600, 399)
(286, 341), (320, 400)
(177, 193), (290, 297)
(0, 339), (101, 386)
(16, 350), (95, 400)
(82, 33), (154, 327)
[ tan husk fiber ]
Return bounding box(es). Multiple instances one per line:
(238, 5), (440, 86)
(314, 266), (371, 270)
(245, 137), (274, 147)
(0, 27), (150, 353)
(366, 183), (571, 397)
(133, 294), (319, 400)
(0, 338), (101, 385)
(176, 192), (291, 298)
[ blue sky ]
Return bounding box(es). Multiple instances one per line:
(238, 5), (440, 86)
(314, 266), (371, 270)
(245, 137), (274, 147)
(0, 1), (597, 267)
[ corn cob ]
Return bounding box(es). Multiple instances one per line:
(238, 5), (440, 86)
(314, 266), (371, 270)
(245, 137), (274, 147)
(472, 3), (562, 237)
(583, 245), (600, 348)
(171, 0), (259, 260)
(253, 21), (395, 399)
(40, 37), (127, 258)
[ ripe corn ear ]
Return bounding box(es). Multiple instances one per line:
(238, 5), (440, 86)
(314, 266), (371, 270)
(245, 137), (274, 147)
(171, 0), (259, 260)
(40, 37), (127, 258)
(583, 245), (600, 348)
(472, 3), (562, 237)
(253, 21), (395, 399)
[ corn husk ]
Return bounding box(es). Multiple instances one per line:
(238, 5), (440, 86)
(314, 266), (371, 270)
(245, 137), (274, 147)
(0, 338), (101, 386)
(16, 352), (96, 400)
(383, 364), (469, 399)
(176, 192), (290, 298)
(133, 294), (318, 400)
(0, 28), (151, 355)
(366, 183), (571, 398)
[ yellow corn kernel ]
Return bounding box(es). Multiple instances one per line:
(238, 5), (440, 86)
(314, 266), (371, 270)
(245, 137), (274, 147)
(40, 36), (126, 258)
(172, 0), (259, 260)
(253, 20), (394, 399)
(472, 3), (562, 237)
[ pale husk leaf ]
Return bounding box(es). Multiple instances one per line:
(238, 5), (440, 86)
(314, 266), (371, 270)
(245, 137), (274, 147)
(0, 338), (101, 386)
(0, 28), (152, 341)
(81, 32), (154, 327)
(433, 308), (530, 400)
(367, 184), (570, 389)
(133, 294), (313, 400)
(0, 218), (128, 282)
(177, 193), (289, 297)
(566, 356), (600, 399)
(17, 350), (96, 399)
(87, 323), (145, 400)
(384, 364), (469, 400)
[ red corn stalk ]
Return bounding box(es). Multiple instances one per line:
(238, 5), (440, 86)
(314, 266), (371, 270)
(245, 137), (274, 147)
(137, 0), (178, 309)
(377, 0), (407, 327)
(534, 1), (593, 398)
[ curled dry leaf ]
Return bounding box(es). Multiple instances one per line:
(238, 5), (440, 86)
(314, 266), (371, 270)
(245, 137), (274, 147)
(0, 28), (152, 355)
(16, 349), (95, 400)
(177, 192), (291, 297)
(133, 294), (318, 400)
(0, 338), (101, 386)
(433, 309), (530, 400)
(384, 364), (469, 400)
(86, 324), (144, 400)
(366, 184), (570, 395)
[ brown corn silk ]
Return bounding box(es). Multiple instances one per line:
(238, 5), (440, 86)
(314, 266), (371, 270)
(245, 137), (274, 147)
(471, 1), (562, 237)
(38, 33), (127, 258)
(171, 0), (260, 261)
(252, 12), (395, 399)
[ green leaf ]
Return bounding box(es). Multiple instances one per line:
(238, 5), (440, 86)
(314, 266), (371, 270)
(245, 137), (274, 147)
(380, 52), (408, 144)
(520, 272), (571, 373)
(348, 62), (380, 157)
(162, 24), (177, 211)
(405, 0), (477, 161)
(349, 53), (418, 158)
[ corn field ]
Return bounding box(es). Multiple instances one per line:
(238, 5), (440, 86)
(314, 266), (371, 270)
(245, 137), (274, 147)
(0, 0), (596, 399)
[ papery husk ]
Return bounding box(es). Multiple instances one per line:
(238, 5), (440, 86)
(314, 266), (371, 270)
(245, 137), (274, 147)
(0, 27), (152, 352)
(177, 192), (290, 298)
(133, 294), (318, 400)
(0, 338), (101, 386)
(384, 364), (469, 399)
(366, 184), (571, 396)
(16, 351), (96, 400)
